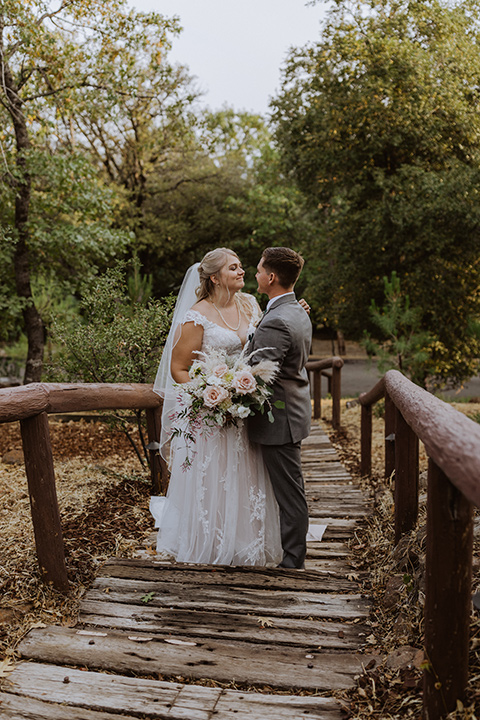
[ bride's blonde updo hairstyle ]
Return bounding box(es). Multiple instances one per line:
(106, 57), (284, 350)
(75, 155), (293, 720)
(196, 247), (240, 301)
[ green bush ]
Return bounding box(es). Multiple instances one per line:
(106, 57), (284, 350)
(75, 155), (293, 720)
(47, 260), (175, 468)
(48, 261), (174, 385)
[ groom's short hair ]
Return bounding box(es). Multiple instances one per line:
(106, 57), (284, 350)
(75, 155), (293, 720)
(262, 247), (304, 289)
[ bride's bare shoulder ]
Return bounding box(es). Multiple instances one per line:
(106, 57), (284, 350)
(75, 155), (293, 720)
(190, 299), (216, 320)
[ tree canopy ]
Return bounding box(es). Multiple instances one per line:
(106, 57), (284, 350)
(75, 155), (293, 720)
(272, 0), (480, 385)
(0, 0), (193, 380)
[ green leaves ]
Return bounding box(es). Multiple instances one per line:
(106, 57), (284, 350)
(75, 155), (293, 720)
(362, 272), (434, 387)
(47, 261), (175, 385)
(273, 0), (480, 387)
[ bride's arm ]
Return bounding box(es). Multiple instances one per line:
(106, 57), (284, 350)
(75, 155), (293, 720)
(170, 321), (204, 384)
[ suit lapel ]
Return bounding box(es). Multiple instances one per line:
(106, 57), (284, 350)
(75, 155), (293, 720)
(262, 294), (296, 320)
(250, 296), (296, 349)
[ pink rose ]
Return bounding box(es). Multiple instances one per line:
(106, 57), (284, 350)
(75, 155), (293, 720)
(203, 385), (229, 408)
(212, 363), (229, 378)
(232, 370), (257, 395)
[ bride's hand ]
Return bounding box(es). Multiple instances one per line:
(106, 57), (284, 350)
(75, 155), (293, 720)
(299, 298), (311, 315)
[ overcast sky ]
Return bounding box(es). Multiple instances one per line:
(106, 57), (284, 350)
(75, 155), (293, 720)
(128, 0), (327, 115)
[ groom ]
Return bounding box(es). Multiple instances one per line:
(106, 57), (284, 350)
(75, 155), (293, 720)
(247, 247), (312, 569)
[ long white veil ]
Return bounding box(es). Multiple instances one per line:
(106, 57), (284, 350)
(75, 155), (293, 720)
(153, 262), (201, 462)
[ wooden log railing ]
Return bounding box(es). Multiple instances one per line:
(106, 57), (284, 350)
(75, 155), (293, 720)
(306, 356), (343, 429)
(358, 370), (480, 719)
(0, 383), (167, 593)
(0, 367), (330, 594)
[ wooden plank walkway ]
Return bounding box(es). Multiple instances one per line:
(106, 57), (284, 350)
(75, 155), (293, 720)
(1, 422), (378, 719)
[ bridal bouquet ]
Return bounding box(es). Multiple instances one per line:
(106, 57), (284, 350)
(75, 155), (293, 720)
(170, 347), (283, 456)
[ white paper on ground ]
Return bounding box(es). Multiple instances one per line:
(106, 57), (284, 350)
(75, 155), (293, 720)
(306, 523), (327, 542)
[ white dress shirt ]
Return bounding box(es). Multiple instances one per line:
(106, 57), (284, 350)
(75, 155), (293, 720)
(266, 291), (295, 312)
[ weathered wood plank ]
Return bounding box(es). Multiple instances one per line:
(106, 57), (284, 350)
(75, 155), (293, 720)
(4, 662), (216, 720)
(304, 473), (353, 482)
(78, 599), (368, 649)
(305, 477), (354, 485)
(303, 452), (338, 459)
(4, 662), (345, 719)
(85, 576), (371, 619)
(213, 691), (345, 719)
(305, 484), (367, 496)
(305, 542), (349, 558)
(307, 503), (368, 518)
(98, 561), (360, 593)
(17, 626), (377, 690)
(0, 694), (142, 720)
(306, 516), (362, 530)
(303, 460), (348, 466)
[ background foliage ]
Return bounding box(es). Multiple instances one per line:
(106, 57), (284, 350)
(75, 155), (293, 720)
(2, 0), (480, 390)
(272, 0), (480, 386)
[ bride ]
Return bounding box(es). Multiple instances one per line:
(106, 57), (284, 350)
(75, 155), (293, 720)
(150, 248), (283, 566)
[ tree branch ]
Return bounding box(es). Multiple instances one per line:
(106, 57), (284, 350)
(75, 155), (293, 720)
(21, 79), (159, 104)
(149, 173), (220, 195)
(5, 1), (76, 59)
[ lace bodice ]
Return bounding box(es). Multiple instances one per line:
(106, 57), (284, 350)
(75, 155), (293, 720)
(182, 295), (260, 355)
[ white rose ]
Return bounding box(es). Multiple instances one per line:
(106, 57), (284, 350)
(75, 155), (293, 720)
(203, 385), (229, 408)
(232, 370), (257, 395)
(212, 363), (229, 378)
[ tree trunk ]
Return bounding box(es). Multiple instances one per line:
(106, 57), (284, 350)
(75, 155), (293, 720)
(336, 330), (346, 356)
(3, 57), (45, 383)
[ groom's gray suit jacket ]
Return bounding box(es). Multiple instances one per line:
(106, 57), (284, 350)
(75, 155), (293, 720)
(247, 295), (312, 445)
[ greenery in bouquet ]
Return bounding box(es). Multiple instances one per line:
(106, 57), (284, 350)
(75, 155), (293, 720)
(171, 347), (283, 465)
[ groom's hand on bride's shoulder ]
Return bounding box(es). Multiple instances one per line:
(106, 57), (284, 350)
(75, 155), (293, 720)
(299, 298), (310, 314)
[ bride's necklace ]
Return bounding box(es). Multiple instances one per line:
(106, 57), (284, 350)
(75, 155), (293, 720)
(211, 296), (241, 331)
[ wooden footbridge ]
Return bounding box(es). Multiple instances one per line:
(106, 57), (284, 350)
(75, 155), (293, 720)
(1, 421), (375, 719)
(1, 365), (480, 719)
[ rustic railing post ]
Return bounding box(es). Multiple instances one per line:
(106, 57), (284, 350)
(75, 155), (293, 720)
(331, 362), (341, 430)
(20, 412), (69, 592)
(394, 405), (419, 543)
(325, 371), (332, 395)
(358, 378), (385, 478)
(145, 406), (169, 495)
(312, 370), (321, 419)
(360, 403), (372, 477)
(384, 391), (395, 479)
(423, 459), (473, 719)
(306, 357), (343, 426)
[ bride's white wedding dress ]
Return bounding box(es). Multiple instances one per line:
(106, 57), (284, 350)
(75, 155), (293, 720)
(150, 307), (283, 566)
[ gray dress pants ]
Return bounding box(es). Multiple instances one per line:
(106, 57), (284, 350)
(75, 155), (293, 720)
(260, 441), (309, 569)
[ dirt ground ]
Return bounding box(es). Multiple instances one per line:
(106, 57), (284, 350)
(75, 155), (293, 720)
(0, 401), (479, 716)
